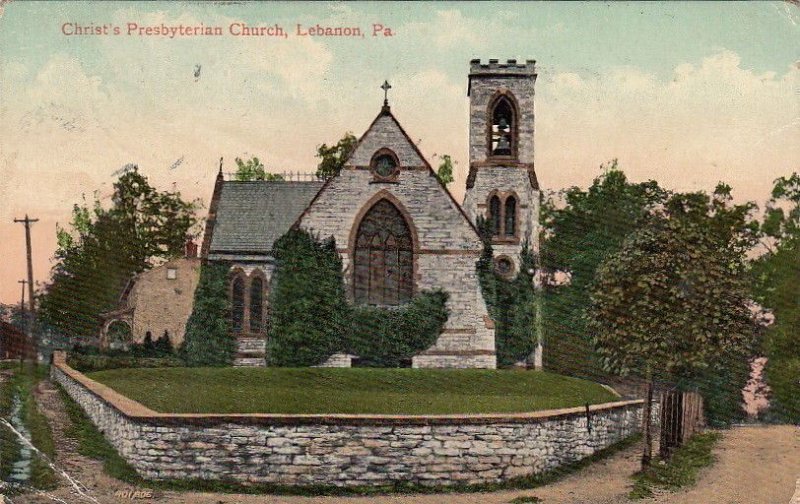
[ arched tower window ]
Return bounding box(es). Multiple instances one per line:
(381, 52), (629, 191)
(489, 195), (502, 236)
(354, 199), (413, 305)
(231, 275), (245, 333)
(504, 196), (517, 237)
(489, 95), (517, 157)
(249, 276), (264, 333)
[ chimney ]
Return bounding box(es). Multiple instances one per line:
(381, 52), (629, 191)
(185, 238), (198, 258)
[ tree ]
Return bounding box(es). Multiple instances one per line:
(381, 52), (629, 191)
(588, 216), (758, 467)
(662, 183), (762, 425)
(233, 156), (284, 181)
(38, 167), (199, 338)
(540, 162), (667, 376)
(0, 304), (26, 330)
(435, 154), (455, 186)
(315, 132), (358, 179)
(751, 173), (800, 422)
(181, 262), (236, 366)
(267, 229), (350, 366)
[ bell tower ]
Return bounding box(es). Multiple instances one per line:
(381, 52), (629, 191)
(463, 59), (539, 277)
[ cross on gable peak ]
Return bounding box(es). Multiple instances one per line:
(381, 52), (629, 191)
(381, 79), (392, 110)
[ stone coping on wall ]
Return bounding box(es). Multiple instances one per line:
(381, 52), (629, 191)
(53, 351), (644, 427)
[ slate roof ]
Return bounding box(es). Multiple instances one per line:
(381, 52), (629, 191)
(208, 181), (324, 257)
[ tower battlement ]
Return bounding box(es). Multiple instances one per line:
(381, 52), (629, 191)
(469, 58), (537, 75)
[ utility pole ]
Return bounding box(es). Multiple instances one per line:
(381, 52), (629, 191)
(18, 279), (27, 332)
(14, 215), (38, 341)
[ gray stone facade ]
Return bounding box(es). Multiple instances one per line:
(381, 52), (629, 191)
(199, 60), (548, 369)
(101, 257), (201, 349)
(463, 59), (540, 277)
(52, 357), (653, 489)
(299, 110), (495, 369)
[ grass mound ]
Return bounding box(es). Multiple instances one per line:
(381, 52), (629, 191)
(86, 367), (619, 415)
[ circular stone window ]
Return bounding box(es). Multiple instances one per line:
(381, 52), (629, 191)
(371, 153), (399, 179)
(494, 256), (514, 277)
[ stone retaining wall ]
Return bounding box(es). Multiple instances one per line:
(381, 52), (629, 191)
(52, 354), (652, 488)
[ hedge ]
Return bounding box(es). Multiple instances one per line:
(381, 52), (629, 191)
(180, 261), (236, 366)
(347, 290), (449, 367)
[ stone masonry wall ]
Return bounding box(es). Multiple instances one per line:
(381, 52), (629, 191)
(300, 122), (496, 367)
(52, 355), (652, 489)
(129, 257), (201, 347)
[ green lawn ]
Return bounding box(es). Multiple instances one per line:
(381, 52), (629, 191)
(86, 367), (618, 415)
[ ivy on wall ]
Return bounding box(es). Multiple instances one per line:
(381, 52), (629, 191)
(475, 216), (538, 367)
(347, 290), (449, 368)
(268, 229), (349, 367)
(267, 228), (449, 367)
(180, 262), (236, 366)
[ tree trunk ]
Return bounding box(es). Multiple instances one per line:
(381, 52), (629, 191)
(641, 379), (654, 469)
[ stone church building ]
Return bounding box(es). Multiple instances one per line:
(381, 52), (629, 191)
(201, 59), (540, 368)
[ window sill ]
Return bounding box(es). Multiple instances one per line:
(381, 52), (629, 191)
(491, 237), (520, 245)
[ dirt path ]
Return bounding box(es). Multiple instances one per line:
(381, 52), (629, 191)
(9, 378), (126, 504)
(641, 424), (800, 504)
(8, 382), (800, 504)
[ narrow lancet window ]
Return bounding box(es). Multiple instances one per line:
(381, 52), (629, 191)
(504, 196), (517, 237)
(231, 276), (245, 333)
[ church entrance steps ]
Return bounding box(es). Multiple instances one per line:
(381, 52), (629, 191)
(233, 356), (266, 367)
(234, 337), (266, 366)
(236, 337), (266, 353)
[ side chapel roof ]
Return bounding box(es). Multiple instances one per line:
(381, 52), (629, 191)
(207, 181), (324, 259)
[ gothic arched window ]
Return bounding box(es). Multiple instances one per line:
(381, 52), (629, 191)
(249, 276), (264, 333)
(354, 199), (413, 305)
(231, 275), (246, 333)
(489, 195), (502, 236)
(504, 196), (517, 237)
(489, 95), (517, 157)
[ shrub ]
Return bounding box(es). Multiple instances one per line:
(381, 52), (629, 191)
(181, 262), (236, 366)
(66, 354), (185, 372)
(154, 331), (174, 356)
(764, 357), (800, 424)
(347, 290), (449, 367)
(268, 229), (350, 367)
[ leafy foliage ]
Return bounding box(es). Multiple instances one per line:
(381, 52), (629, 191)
(268, 229), (450, 367)
(475, 217), (538, 367)
(315, 132), (358, 179)
(435, 154), (455, 186)
(67, 354), (185, 373)
(541, 163), (758, 425)
(268, 229), (349, 366)
(588, 216), (758, 381)
(540, 162), (667, 377)
(751, 173), (800, 423)
(181, 262), (236, 366)
(38, 167), (199, 338)
(0, 303), (26, 329)
(233, 156), (284, 181)
(347, 291), (449, 367)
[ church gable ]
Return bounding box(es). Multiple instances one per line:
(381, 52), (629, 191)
(298, 107), (481, 254)
(345, 110), (428, 169)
